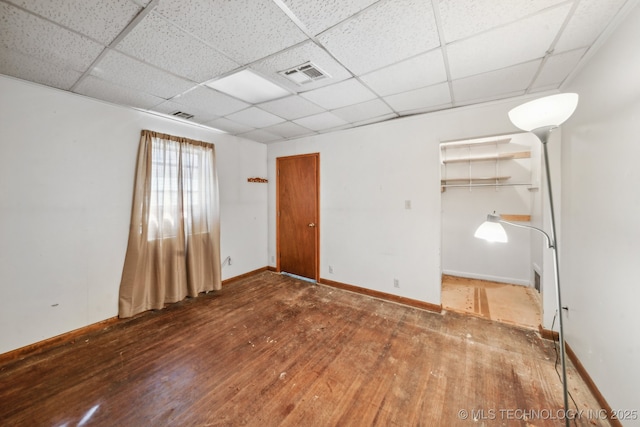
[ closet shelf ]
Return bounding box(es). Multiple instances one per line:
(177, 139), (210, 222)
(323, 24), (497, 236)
(441, 137), (512, 147)
(442, 150), (531, 164)
(440, 176), (511, 184)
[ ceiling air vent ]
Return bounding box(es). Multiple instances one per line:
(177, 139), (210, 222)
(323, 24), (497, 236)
(279, 62), (331, 86)
(172, 111), (194, 120)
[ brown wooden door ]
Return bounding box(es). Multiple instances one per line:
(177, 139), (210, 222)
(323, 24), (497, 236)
(277, 154), (319, 281)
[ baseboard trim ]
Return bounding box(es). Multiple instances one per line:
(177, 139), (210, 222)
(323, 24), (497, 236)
(538, 325), (559, 341)
(538, 326), (621, 427)
(318, 278), (442, 313)
(0, 316), (119, 365)
(2, 267), (271, 364)
(565, 343), (623, 427)
(222, 266), (269, 286)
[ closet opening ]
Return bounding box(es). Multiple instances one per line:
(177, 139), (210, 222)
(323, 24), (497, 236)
(439, 132), (544, 329)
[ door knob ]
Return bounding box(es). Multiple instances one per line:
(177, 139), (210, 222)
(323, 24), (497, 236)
(308, 223), (316, 227)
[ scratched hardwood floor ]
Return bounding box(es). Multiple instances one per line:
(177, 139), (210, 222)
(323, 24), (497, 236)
(0, 271), (610, 426)
(441, 275), (542, 330)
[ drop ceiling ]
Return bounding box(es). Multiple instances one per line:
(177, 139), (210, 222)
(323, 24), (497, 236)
(0, 0), (635, 143)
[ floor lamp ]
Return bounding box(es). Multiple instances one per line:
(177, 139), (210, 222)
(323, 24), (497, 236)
(474, 93), (579, 427)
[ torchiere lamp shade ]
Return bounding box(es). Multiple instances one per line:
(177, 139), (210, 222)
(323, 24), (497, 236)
(508, 93), (579, 131)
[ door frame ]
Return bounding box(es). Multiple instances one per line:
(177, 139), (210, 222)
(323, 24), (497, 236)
(276, 153), (320, 281)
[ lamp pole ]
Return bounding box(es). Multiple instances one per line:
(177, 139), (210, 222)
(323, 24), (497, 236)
(533, 126), (570, 427)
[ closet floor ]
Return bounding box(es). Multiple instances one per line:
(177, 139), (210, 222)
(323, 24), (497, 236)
(442, 275), (542, 330)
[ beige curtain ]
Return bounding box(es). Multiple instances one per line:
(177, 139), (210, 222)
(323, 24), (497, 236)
(119, 130), (221, 318)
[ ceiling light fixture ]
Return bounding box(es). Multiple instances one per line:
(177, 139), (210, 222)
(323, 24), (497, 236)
(205, 69), (290, 104)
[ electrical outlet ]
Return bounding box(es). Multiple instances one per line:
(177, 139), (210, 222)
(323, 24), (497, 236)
(404, 200), (411, 210)
(329, 265), (334, 274)
(393, 278), (400, 288)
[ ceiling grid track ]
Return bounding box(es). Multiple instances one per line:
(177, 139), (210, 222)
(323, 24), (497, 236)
(430, 0), (455, 107)
(69, 0), (160, 92)
(525, 0), (582, 94)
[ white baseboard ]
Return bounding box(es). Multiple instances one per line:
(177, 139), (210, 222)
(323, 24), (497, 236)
(442, 269), (532, 287)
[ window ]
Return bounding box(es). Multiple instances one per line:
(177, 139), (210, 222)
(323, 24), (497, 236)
(148, 140), (211, 240)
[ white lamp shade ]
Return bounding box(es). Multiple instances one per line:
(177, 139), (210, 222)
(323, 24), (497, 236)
(474, 221), (508, 243)
(508, 93), (579, 131)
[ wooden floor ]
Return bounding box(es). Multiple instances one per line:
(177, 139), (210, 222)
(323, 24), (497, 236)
(442, 275), (542, 330)
(0, 272), (609, 426)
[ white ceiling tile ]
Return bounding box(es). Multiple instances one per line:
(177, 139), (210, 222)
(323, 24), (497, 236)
(447, 3), (572, 79)
(438, 0), (566, 43)
(171, 86), (249, 117)
(0, 3), (104, 72)
(352, 113), (397, 127)
(554, 0), (628, 52)
(300, 78), (377, 110)
(0, 46), (82, 90)
(154, 0), (307, 64)
(116, 12), (240, 83)
(532, 48), (586, 89)
(331, 99), (394, 123)
(398, 103), (453, 116)
(250, 41), (351, 92)
(226, 107), (286, 128)
(92, 50), (194, 99)
(318, 123), (352, 134)
(293, 112), (348, 131)
(452, 61), (541, 103)
(150, 100), (220, 123)
(258, 95), (326, 120)
(74, 75), (165, 110)
(456, 91), (526, 108)
(317, 0), (440, 75)
(529, 84), (561, 94)
(205, 118), (254, 134)
(384, 82), (451, 113)
(151, 100), (186, 115)
(263, 121), (315, 139)
(360, 50), (447, 97)
(238, 129), (282, 143)
(280, 0), (379, 35)
(10, 0), (143, 45)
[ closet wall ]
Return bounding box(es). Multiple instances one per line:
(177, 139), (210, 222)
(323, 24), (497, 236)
(441, 132), (542, 285)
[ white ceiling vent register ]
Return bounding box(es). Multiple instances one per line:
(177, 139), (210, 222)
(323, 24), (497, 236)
(172, 111), (194, 120)
(279, 62), (331, 86)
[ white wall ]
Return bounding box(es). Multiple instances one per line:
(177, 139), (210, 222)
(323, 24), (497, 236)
(0, 76), (267, 354)
(441, 132), (541, 286)
(562, 2), (640, 421)
(267, 96), (557, 307)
